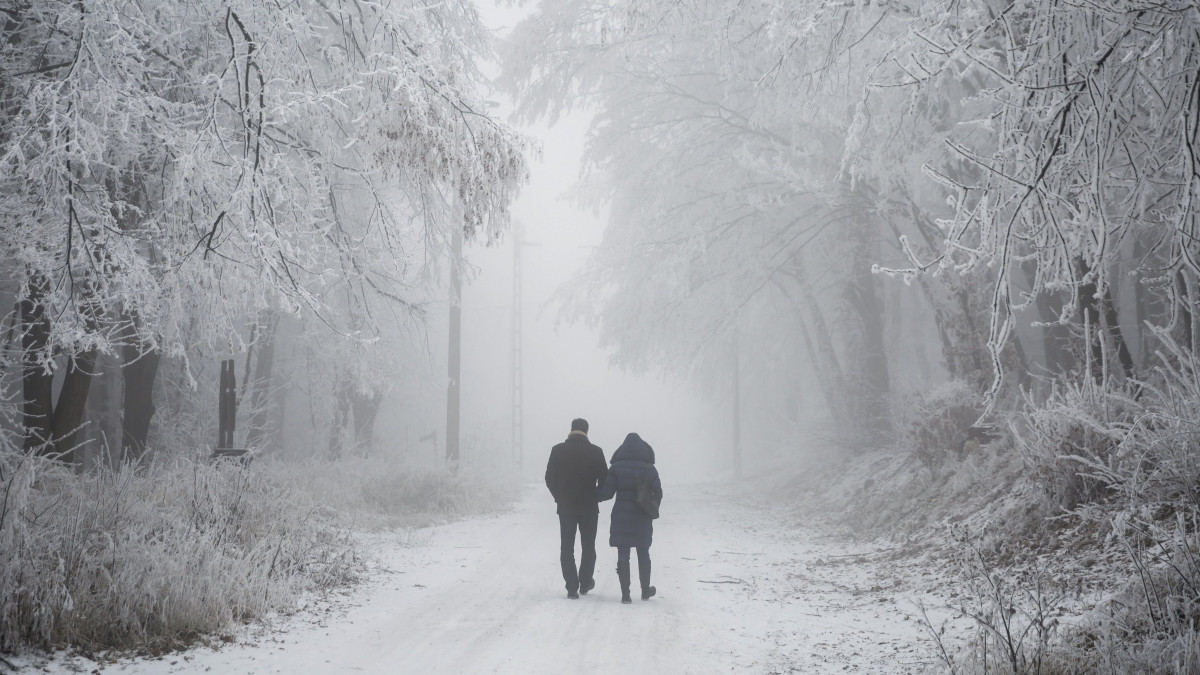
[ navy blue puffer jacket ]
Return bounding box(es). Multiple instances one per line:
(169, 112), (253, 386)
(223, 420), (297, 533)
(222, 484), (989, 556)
(597, 433), (663, 549)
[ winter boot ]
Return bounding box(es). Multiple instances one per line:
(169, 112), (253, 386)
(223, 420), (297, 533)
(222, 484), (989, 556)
(617, 562), (632, 604)
(579, 577), (595, 595)
(638, 557), (656, 600)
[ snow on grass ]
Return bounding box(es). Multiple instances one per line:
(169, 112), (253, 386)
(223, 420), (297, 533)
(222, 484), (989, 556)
(762, 364), (1200, 672)
(14, 484), (956, 674)
(0, 451), (518, 657)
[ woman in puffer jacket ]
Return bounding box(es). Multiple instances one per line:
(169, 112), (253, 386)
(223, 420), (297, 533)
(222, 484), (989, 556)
(597, 432), (662, 604)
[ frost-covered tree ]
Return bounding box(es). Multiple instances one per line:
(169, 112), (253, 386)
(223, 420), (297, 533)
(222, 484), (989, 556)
(871, 0), (1200, 395)
(507, 0), (1200, 439)
(504, 0), (942, 439)
(0, 0), (528, 460)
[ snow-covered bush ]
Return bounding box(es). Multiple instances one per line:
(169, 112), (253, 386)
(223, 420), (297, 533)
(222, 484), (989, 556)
(1017, 379), (1139, 513)
(901, 381), (987, 479)
(1019, 342), (1200, 516)
(1081, 354), (1200, 669)
(0, 447), (520, 653)
(0, 451), (357, 653)
(923, 544), (1067, 675)
(1008, 342), (1200, 671)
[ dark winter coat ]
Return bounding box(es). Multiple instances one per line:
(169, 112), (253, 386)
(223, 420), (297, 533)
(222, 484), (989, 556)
(545, 431), (608, 515)
(597, 433), (662, 549)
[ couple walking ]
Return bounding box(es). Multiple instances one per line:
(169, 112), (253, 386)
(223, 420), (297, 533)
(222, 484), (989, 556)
(544, 418), (663, 604)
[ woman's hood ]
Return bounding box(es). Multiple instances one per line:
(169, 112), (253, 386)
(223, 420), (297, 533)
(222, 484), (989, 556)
(611, 432), (655, 465)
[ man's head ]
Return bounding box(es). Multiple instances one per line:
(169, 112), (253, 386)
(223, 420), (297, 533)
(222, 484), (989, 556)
(570, 418), (589, 434)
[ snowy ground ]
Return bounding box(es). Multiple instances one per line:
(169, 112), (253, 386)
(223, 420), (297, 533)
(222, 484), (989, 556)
(24, 484), (966, 674)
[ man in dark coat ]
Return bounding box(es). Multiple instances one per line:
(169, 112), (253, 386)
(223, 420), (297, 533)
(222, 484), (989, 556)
(545, 418), (608, 599)
(597, 432), (662, 603)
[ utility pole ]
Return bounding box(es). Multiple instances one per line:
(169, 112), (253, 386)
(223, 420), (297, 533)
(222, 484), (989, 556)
(446, 225), (462, 466)
(511, 223), (540, 476)
(512, 224), (524, 472)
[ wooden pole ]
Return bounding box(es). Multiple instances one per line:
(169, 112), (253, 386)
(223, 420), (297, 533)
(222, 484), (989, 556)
(219, 359), (236, 449)
(512, 224), (523, 472)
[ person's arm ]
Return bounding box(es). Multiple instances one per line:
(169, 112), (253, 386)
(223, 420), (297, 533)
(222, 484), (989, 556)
(545, 449), (559, 501)
(596, 466), (617, 502)
(592, 448), (608, 489)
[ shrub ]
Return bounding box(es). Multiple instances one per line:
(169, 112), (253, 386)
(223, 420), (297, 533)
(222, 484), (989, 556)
(0, 446), (524, 655)
(902, 381), (987, 479)
(921, 545), (1068, 675)
(1016, 379), (1141, 513)
(0, 452), (357, 653)
(1002, 340), (1200, 671)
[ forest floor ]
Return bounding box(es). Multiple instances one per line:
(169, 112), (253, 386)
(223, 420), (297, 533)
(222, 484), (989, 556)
(15, 482), (972, 674)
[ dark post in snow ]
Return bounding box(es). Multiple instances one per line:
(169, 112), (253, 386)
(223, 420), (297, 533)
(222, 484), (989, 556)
(732, 332), (742, 480)
(214, 359), (243, 459)
(446, 225), (462, 465)
(219, 359), (235, 448)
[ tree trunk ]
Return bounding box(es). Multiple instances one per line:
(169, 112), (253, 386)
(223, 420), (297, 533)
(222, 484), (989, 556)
(795, 315), (848, 429)
(246, 314), (279, 452)
(891, 198), (992, 392)
(1077, 259), (1135, 383)
(328, 378), (350, 458)
(20, 292), (53, 453)
(1101, 284), (1136, 382)
(51, 349), (98, 464)
(845, 222), (891, 437)
(121, 343), (160, 462)
(1176, 269), (1195, 357)
(20, 271), (101, 463)
(100, 352), (122, 467)
(351, 389), (382, 453)
(786, 267), (852, 429)
(1035, 289), (1075, 375)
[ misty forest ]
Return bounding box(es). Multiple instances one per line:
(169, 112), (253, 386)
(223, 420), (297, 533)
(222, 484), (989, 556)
(2, 0), (1200, 673)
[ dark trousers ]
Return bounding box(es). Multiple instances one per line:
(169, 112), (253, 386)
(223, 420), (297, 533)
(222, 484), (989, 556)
(616, 545), (650, 565)
(558, 512), (598, 592)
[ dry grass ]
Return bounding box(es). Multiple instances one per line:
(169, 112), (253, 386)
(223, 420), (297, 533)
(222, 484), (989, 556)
(0, 450), (518, 654)
(778, 345), (1200, 673)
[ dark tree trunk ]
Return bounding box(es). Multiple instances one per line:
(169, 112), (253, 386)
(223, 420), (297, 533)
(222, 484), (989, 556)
(20, 292), (53, 453)
(20, 271), (101, 462)
(795, 314), (849, 429)
(845, 224), (891, 437)
(784, 267), (852, 429)
(892, 199), (992, 392)
(1176, 270), (1195, 356)
(121, 343), (160, 462)
(883, 217), (958, 378)
(1077, 260), (1135, 383)
(98, 352), (122, 467)
(1035, 290), (1075, 375)
(351, 389), (383, 452)
(51, 349), (98, 464)
(1101, 285), (1136, 381)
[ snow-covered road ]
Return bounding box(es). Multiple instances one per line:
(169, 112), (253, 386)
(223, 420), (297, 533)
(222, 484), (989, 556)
(52, 484), (952, 674)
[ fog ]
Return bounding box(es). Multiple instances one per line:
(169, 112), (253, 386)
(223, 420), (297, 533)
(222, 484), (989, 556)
(5, 1), (1200, 670)
(455, 113), (727, 485)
